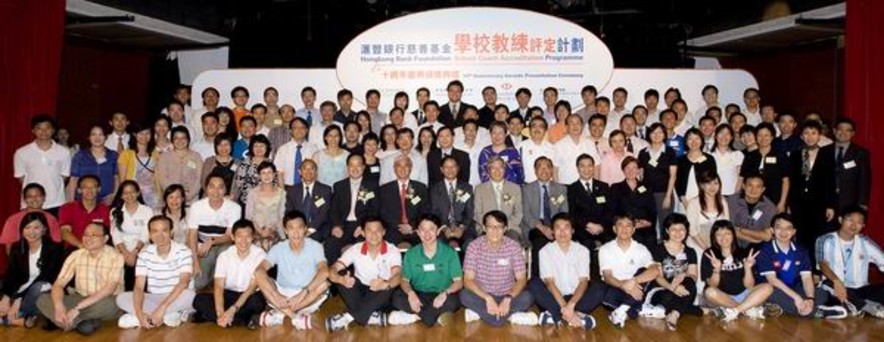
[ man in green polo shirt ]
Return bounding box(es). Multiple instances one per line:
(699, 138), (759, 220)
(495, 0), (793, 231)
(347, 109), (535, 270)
(388, 214), (463, 326)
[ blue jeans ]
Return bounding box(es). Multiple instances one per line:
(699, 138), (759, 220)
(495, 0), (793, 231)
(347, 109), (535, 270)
(16, 281), (50, 317)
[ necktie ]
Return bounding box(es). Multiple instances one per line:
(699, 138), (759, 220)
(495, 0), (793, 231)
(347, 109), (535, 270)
(494, 183), (502, 210)
(117, 135), (124, 152)
(836, 146), (845, 165)
(304, 185), (314, 222)
(452, 104), (458, 115)
(836, 146), (845, 193)
(626, 138), (634, 153)
(347, 183), (358, 221)
(294, 145), (303, 185)
(306, 110), (313, 127)
(585, 182), (592, 195)
(400, 183), (408, 224)
(448, 182), (456, 226)
(541, 184), (551, 225)
(802, 149), (811, 179)
(419, 111), (425, 125)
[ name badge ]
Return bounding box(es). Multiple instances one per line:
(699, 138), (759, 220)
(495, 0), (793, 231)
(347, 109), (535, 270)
(675, 253), (687, 261)
(669, 141), (679, 147)
(751, 209), (763, 221)
(844, 161), (856, 170)
(497, 258), (510, 266)
(595, 196), (606, 204)
(782, 260), (792, 272)
(423, 264), (436, 272)
(697, 156), (708, 163)
(501, 155), (509, 162)
(637, 186), (647, 194)
(370, 166), (380, 173)
(96, 157), (107, 164)
(274, 119), (283, 125)
(187, 161), (197, 169)
(765, 157), (777, 164)
(314, 198), (326, 207)
(411, 196), (421, 205)
(648, 160), (659, 167)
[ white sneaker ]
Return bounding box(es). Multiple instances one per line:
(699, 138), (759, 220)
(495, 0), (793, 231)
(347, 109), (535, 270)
(366, 311), (387, 326)
(260, 310), (285, 327)
(508, 312), (539, 326)
(538, 311), (557, 326)
(744, 306), (766, 320)
(464, 309), (481, 323)
(290, 313), (313, 330)
(118, 313), (140, 329)
(163, 311), (183, 327)
(862, 301), (884, 319)
(325, 313), (353, 332)
(639, 304), (666, 319)
(387, 310), (419, 325)
(712, 307), (740, 322)
(608, 306), (628, 329)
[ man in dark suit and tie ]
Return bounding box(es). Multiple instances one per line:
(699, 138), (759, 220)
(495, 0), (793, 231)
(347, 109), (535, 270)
(326, 154), (380, 263)
(429, 156), (475, 250)
(379, 154), (429, 248)
(426, 126), (471, 187)
(509, 87), (532, 121)
(440, 80), (470, 127)
(411, 87), (431, 126)
(833, 118), (871, 212)
(521, 157), (569, 277)
(567, 153), (613, 250)
(285, 159), (333, 242)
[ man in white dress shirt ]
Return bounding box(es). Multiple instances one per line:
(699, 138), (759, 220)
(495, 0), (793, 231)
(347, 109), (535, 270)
(554, 115), (599, 185)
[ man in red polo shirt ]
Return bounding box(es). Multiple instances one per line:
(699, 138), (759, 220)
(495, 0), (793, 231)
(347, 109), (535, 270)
(1, 183), (62, 254)
(58, 175), (110, 249)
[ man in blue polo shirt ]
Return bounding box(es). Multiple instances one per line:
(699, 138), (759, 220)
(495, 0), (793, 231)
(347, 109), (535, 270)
(757, 213), (845, 318)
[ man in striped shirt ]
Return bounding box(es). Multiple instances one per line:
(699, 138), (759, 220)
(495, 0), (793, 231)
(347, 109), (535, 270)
(816, 206), (884, 318)
(116, 216), (195, 329)
(188, 175), (242, 290)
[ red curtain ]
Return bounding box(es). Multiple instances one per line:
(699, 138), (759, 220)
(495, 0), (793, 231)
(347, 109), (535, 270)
(845, 0), (884, 245)
(0, 0), (66, 275)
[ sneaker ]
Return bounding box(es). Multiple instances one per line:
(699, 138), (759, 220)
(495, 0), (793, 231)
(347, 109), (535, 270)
(118, 313), (140, 329)
(763, 303), (784, 318)
(712, 307), (740, 322)
(862, 301), (884, 319)
(387, 311), (419, 326)
(163, 311), (183, 327)
(291, 313), (313, 330)
(325, 313), (353, 332)
(744, 306), (766, 320)
(608, 306), (628, 329)
(260, 310), (285, 327)
(178, 310), (195, 324)
(75, 319), (101, 336)
(247, 314), (261, 330)
(366, 311), (388, 326)
(539, 311), (557, 326)
(844, 301), (864, 317)
(815, 305), (848, 319)
(508, 312), (539, 326)
(639, 304), (666, 319)
(665, 311), (680, 331)
(577, 312), (596, 330)
(436, 312), (453, 327)
(23, 315), (39, 329)
(464, 309), (480, 323)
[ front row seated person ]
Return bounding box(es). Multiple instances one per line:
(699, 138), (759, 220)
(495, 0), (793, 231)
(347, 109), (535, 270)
(325, 217), (401, 331)
(36, 222), (123, 336)
(116, 215), (195, 329)
(460, 210), (537, 326)
(816, 205), (884, 318)
(253, 211), (329, 329)
(388, 214), (463, 326)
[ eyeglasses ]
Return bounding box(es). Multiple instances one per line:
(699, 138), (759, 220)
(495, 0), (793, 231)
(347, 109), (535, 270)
(82, 234), (105, 239)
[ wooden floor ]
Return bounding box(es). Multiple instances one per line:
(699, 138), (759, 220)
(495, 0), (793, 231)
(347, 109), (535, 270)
(6, 296), (884, 341)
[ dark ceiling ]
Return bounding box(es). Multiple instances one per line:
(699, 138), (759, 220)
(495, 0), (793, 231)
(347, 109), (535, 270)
(82, 0), (843, 68)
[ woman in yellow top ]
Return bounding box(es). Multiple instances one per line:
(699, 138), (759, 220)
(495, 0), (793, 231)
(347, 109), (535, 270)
(117, 123), (161, 208)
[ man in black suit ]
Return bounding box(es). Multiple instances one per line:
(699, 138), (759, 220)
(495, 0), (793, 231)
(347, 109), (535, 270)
(440, 80), (470, 127)
(285, 159), (333, 242)
(411, 87), (430, 126)
(509, 87), (532, 120)
(567, 153), (613, 250)
(833, 118), (871, 212)
(476, 86), (498, 128)
(426, 126), (470, 187)
(379, 154), (429, 248)
(326, 154), (380, 263)
(788, 121), (837, 257)
(429, 156), (475, 250)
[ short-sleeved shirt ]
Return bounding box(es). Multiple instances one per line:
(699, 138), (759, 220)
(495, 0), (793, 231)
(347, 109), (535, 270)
(701, 249), (747, 295)
(70, 148), (119, 200)
(135, 242), (193, 293)
(651, 244), (697, 283)
(756, 241), (811, 288)
(0, 210), (62, 245)
(266, 239), (325, 289)
(338, 241), (401, 286)
(539, 242), (590, 296)
(14, 141), (71, 209)
(216, 244), (267, 292)
(816, 232), (884, 289)
(463, 235), (526, 296)
(56, 245), (124, 296)
(402, 242), (463, 294)
(553, 136), (600, 185)
(110, 204), (153, 251)
(638, 146), (677, 193)
(58, 201), (111, 242)
(598, 239), (654, 281)
(188, 198), (241, 243)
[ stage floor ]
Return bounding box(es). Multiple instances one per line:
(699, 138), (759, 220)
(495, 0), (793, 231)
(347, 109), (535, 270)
(7, 296), (884, 341)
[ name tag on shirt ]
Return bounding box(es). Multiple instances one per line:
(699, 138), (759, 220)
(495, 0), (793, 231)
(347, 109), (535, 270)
(274, 119), (283, 125)
(669, 141), (679, 147)
(497, 258), (510, 266)
(697, 156), (708, 163)
(751, 210), (763, 221)
(637, 186), (647, 194)
(676, 253), (687, 261)
(411, 196), (422, 205)
(187, 161), (197, 169)
(314, 198), (326, 207)
(648, 160), (659, 167)
(765, 157), (777, 164)
(501, 155), (509, 162)
(370, 166), (380, 173)
(782, 260), (792, 272)
(595, 196), (606, 204)
(844, 161), (857, 170)
(423, 264), (436, 272)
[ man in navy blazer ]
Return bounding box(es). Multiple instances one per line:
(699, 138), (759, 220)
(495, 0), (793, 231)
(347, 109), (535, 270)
(429, 155), (475, 250)
(439, 80), (470, 127)
(285, 159), (333, 242)
(326, 154), (380, 263)
(379, 154), (429, 248)
(426, 126), (471, 187)
(567, 154), (613, 250)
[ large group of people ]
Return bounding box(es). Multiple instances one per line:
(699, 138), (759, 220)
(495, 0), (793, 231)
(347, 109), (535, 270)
(1, 79), (879, 336)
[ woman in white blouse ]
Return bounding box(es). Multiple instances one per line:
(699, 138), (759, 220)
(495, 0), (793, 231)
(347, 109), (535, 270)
(686, 172), (730, 251)
(711, 125), (744, 196)
(110, 180), (153, 291)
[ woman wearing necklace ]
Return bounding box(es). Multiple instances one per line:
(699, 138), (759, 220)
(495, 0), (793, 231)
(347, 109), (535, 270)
(67, 125), (119, 205)
(118, 124), (160, 208)
(200, 133), (239, 196)
(231, 135), (273, 206)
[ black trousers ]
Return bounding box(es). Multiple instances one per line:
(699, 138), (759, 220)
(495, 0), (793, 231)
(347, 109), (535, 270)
(192, 290), (267, 326)
(123, 265), (136, 292)
(573, 225), (613, 251)
(337, 282), (393, 325)
(601, 268), (652, 319)
(385, 228), (421, 247)
(820, 280), (884, 309)
(324, 221), (363, 264)
(648, 277), (703, 316)
(391, 289), (460, 326)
